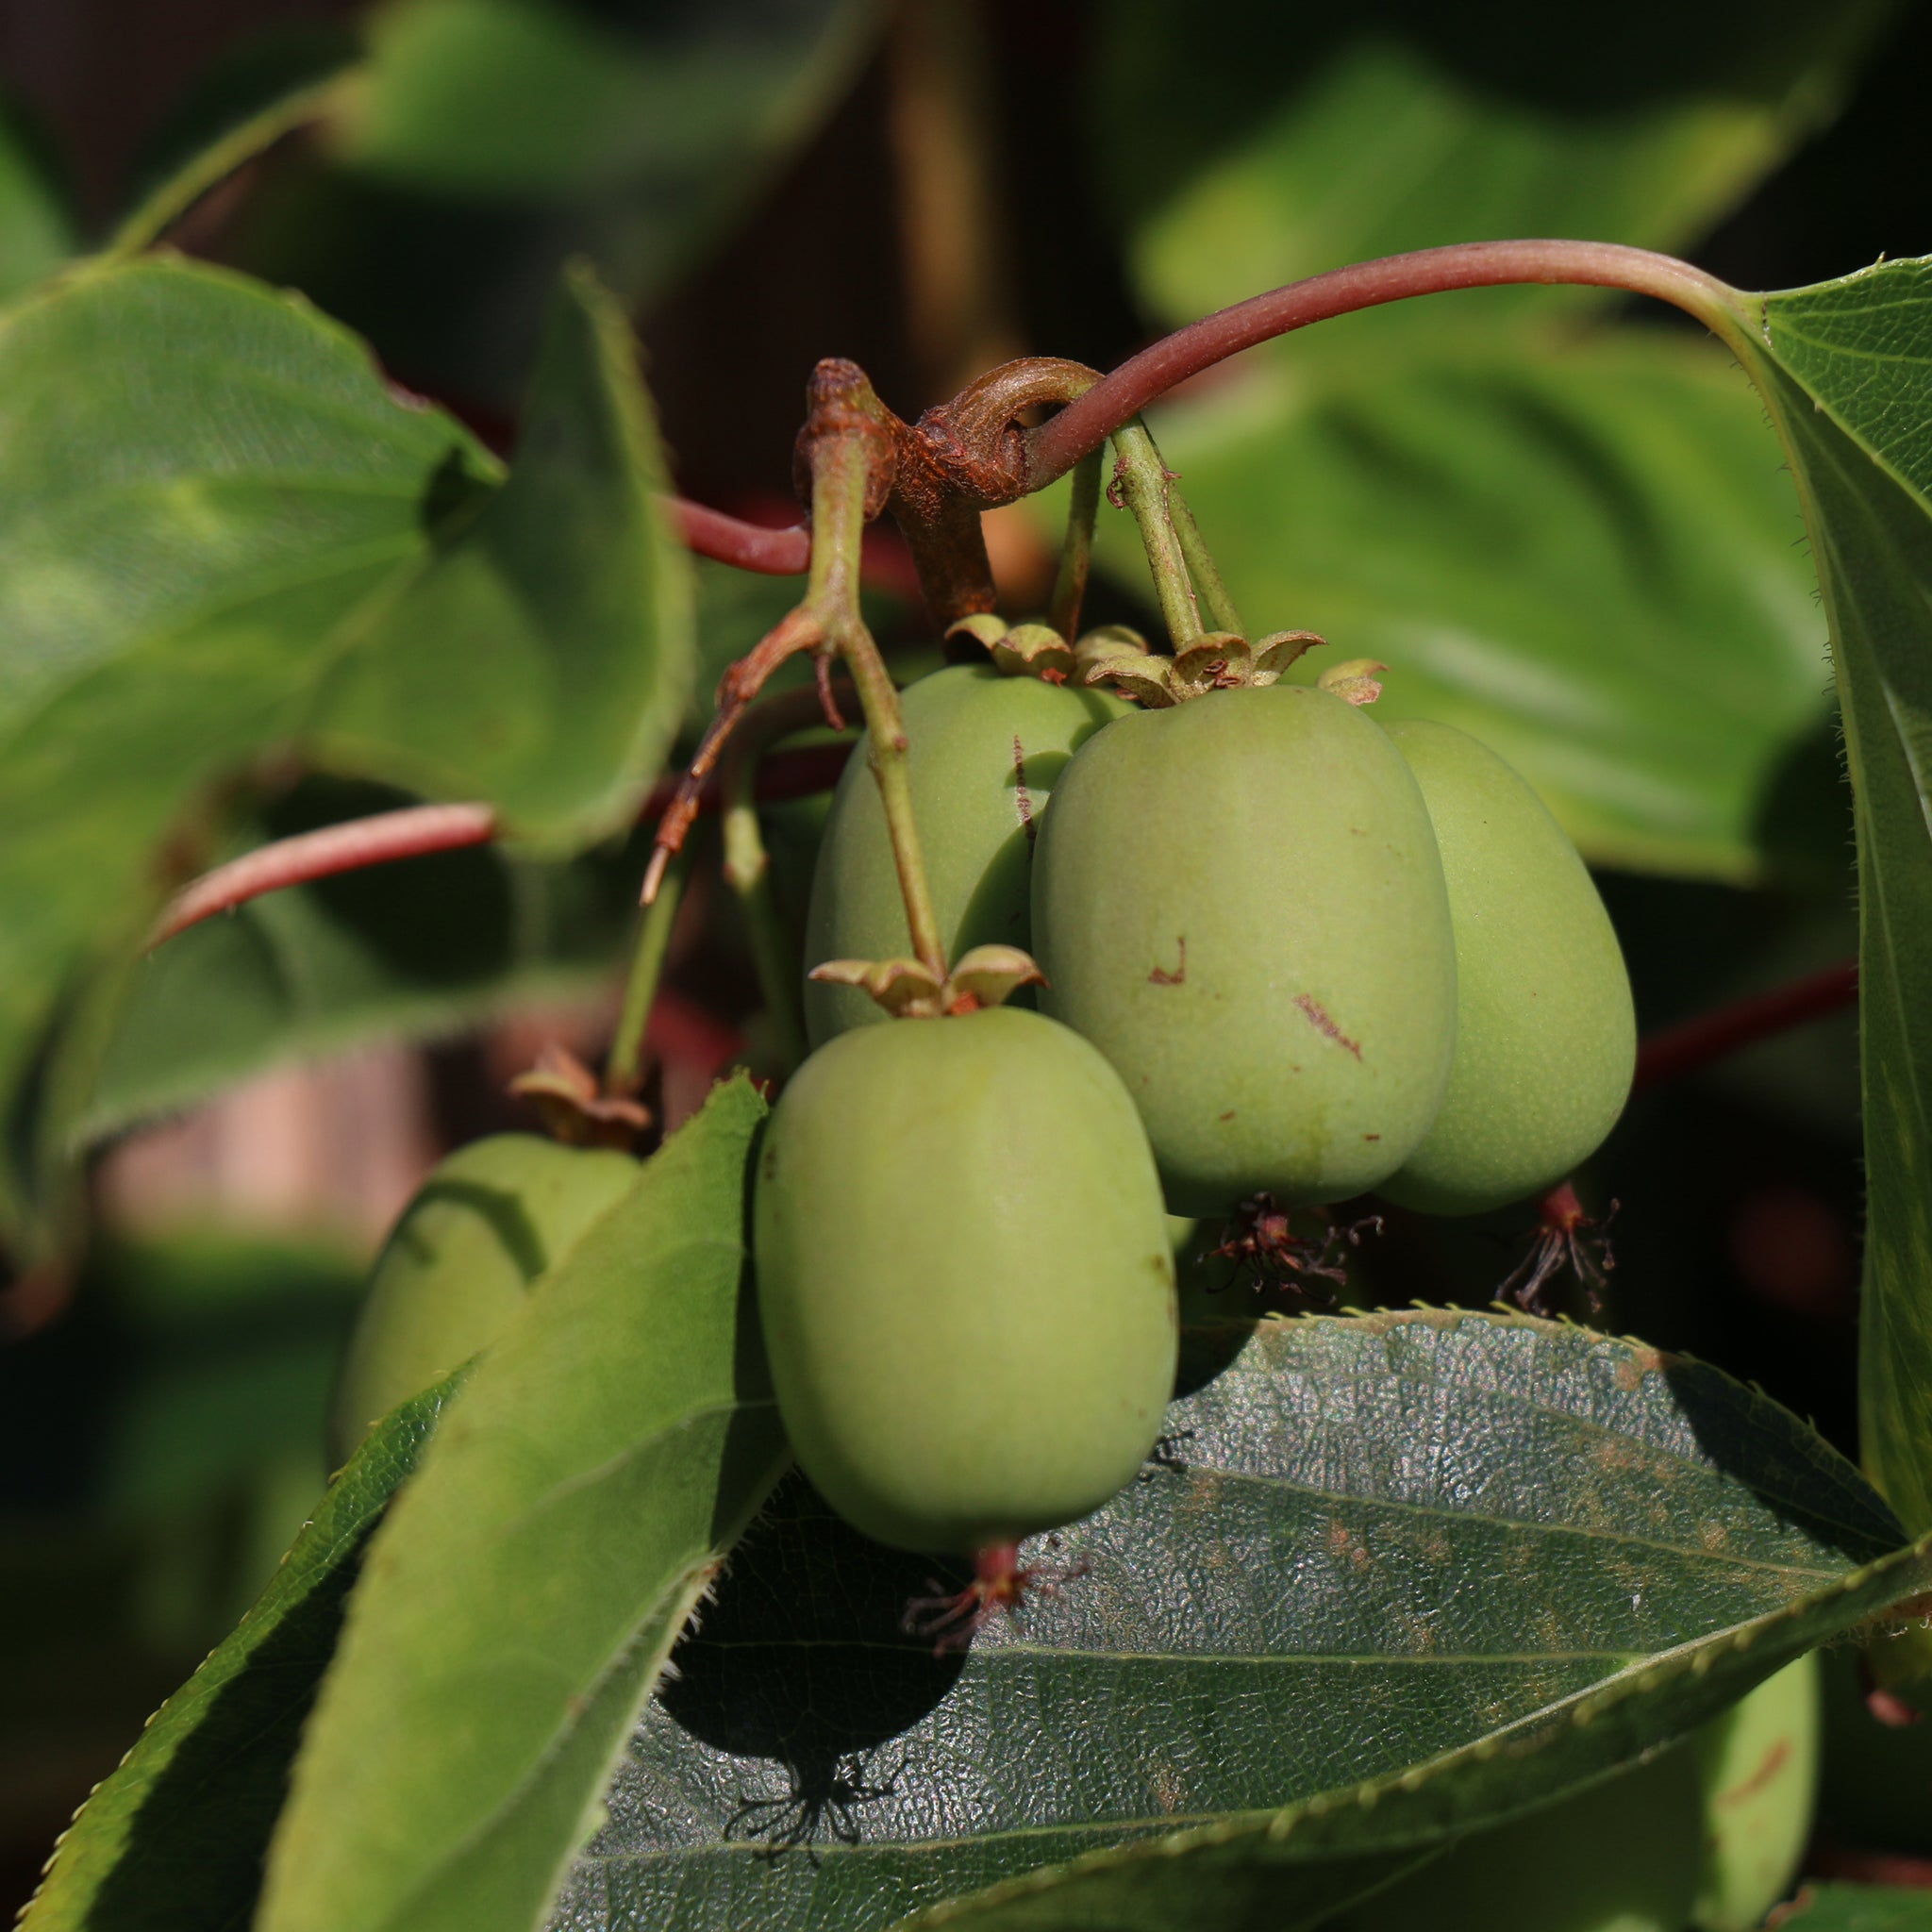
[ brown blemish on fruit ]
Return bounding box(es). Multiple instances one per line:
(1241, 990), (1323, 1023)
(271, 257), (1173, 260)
(1293, 993), (1362, 1059)
(1011, 736), (1035, 842)
(1716, 1739), (1790, 1807)
(1363, 1133), (1381, 1141)
(1149, 937), (1187, 986)
(1218, 1109), (1236, 1122)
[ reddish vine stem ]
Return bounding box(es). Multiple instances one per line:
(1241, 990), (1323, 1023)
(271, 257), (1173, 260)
(1632, 960), (1858, 1092)
(669, 498), (810, 575)
(146, 741), (855, 951)
(1023, 240), (1748, 489)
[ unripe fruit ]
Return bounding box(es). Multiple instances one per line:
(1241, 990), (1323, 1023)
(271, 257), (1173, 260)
(754, 1007), (1176, 1554)
(327, 1134), (636, 1466)
(1031, 683), (1457, 1215)
(1376, 721), (1635, 1216)
(1335, 1746), (1704, 1932)
(803, 664), (1126, 1046)
(1690, 1653), (1819, 1931)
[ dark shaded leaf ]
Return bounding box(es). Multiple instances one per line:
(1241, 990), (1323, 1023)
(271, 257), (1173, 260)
(258, 1077), (790, 1932)
(19, 1373), (458, 1932)
(0, 98), (75, 300)
(560, 1310), (1931, 1931)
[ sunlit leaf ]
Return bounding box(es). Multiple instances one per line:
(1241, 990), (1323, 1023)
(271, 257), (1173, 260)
(258, 1077), (789, 1932)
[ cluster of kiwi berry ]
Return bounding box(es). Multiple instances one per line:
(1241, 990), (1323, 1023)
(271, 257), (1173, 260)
(757, 615), (1636, 1610)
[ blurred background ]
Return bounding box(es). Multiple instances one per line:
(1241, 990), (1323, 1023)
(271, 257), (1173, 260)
(3, 0), (1929, 1907)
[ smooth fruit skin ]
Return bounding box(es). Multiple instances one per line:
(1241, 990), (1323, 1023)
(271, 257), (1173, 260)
(803, 664), (1126, 1046)
(1334, 1746), (1704, 1932)
(1690, 1653), (1819, 1931)
(1030, 683), (1457, 1215)
(326, 1133), (636, 1466)
(1376, 721), (1635, 1216)
(754, 1007), (1176, 1555)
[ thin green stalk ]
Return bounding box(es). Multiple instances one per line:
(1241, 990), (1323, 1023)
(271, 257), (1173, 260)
(810, 433), (949, 981)
(606, 844), (692, 1097)
(1170, 488), (1243, 636)
(1110, 418), (1202, 649)
(1049, 446), (1103, 641)
(720, 688), (842, 1074)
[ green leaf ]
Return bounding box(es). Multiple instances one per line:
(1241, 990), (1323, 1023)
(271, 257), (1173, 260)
(1774, 1886), (1932, 1930)
(312, 260), (694, 839)
(1719, 260), (1932, 1547)
(1094, 331), (1826, 879)
(0, 255), (692, 1254)
(1098, 0), (1890, 334)
(0, 256), (483, 1243)
(19, 1373), (458, 1932)
(258, 1077), (790, 1932)
(561, 1310), (1932, 1932)
(0, 99), (75, 301)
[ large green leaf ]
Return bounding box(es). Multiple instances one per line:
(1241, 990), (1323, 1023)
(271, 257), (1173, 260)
(560, 1309), (1932, 1932)
(19, 1373), (458, 1932)
(0, 255), (691, 1253)
(258, 1076), (790, 1932)
(1715, 260), (1932, 1546)
(1092, 330), (1825, 879)
(1097, 0), (1890, 334)
(311, 259), (693, 838)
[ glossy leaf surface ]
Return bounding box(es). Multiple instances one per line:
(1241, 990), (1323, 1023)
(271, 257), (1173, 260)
(558, 1309), (1931, 1932)
(20, 1374), (458, 1932)
(258, 1077), (789, 1932)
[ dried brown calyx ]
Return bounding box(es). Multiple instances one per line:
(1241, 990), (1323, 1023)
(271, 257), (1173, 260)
(1080, 627), (1333, 707)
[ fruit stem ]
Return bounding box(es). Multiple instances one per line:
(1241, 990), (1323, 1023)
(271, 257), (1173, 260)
(606, 841), (692, 1099)
(720, 685), (851, 1074)
(1109, 417), (1203, 648)
(808, 425), (952, 984)
(1170, 489), (1244, 637)
(1048, 445), (1102, 642)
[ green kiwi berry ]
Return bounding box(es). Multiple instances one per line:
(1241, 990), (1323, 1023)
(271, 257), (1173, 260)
(1377, 721), (1635, 1216)
(1031, 683), (1457, 1215)
(754, 1006), (1176, 1554)
(327, 1134), (635, 1466)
